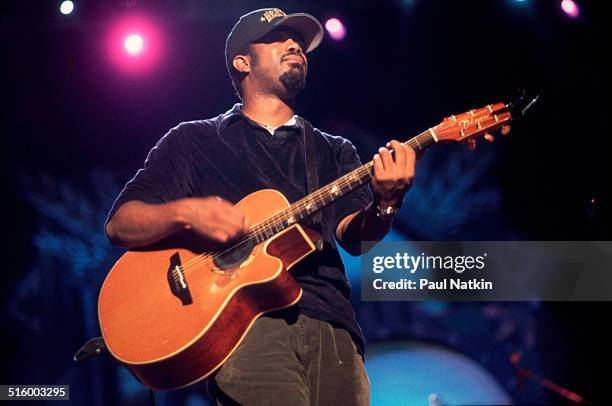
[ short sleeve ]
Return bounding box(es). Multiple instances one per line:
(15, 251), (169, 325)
(105, 124), (193, 227)
(332, 138), (373, 233)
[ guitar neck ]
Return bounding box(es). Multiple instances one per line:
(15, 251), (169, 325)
(249, 128), (437, 242)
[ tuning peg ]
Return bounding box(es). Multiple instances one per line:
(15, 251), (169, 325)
(501, 125), (511, 136)
(484, 133), (495, 142)
(467, 138), (477, 150)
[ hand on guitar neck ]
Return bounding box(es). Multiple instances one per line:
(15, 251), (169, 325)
(334, 139), (416, 255)
(371, 139), (416, 209)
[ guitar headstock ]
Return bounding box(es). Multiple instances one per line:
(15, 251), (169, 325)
(433, 103), (512, 148)
(432, 92), (539, 149)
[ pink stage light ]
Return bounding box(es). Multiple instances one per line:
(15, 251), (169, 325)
(124, 34), (144, 55)
(561, 0), (580, 18)
(105, 15), (165, 74)
(325, 18), (346, 41)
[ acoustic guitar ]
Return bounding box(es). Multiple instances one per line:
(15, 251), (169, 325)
(98, 97), (535, 390)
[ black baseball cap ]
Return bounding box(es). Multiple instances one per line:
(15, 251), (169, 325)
(225, 8), (324, 74)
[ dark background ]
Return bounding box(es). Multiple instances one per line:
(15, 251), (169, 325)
(2, 0), (610, 404)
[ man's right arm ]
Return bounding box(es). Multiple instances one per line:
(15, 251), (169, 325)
(106, 197), (248, 249)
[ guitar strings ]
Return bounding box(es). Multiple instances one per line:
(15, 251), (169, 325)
(171, 111), (509, 280)
(173, 136), (415, 279)
(172, 113), (507, 281)
(173, 112), (509, 281)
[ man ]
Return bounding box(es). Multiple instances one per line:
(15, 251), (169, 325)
(105, 8), (415, 405)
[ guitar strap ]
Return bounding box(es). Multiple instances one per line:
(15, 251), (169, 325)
(300, 117), (323, 230)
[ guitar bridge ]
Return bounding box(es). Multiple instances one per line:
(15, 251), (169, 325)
(167, 252), (193, 305)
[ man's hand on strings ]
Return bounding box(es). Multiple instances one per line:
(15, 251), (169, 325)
(179, 196), (248, 244)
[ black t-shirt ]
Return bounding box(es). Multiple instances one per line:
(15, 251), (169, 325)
(106, 104), (373, 354)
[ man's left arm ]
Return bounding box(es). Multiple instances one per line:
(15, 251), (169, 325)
(335, 140), (415, 255)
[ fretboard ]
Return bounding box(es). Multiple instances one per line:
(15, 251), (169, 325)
(248, 128), (437, 243)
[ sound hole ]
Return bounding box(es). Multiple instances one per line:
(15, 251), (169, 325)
(213, 240), (255, 271)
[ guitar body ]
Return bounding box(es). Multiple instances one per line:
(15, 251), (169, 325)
(98, 189), (320, 390)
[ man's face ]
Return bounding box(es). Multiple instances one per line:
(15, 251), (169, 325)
(247, 27), (308, 97)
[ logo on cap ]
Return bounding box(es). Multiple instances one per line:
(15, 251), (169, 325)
(259, 9), (286, 23)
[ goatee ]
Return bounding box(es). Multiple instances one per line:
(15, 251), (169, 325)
(279, 64), (306, 95)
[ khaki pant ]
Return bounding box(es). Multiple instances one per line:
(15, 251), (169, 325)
(208, 311), (370, 406)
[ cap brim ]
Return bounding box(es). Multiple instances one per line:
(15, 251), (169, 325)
(271, 13), (324, 53)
